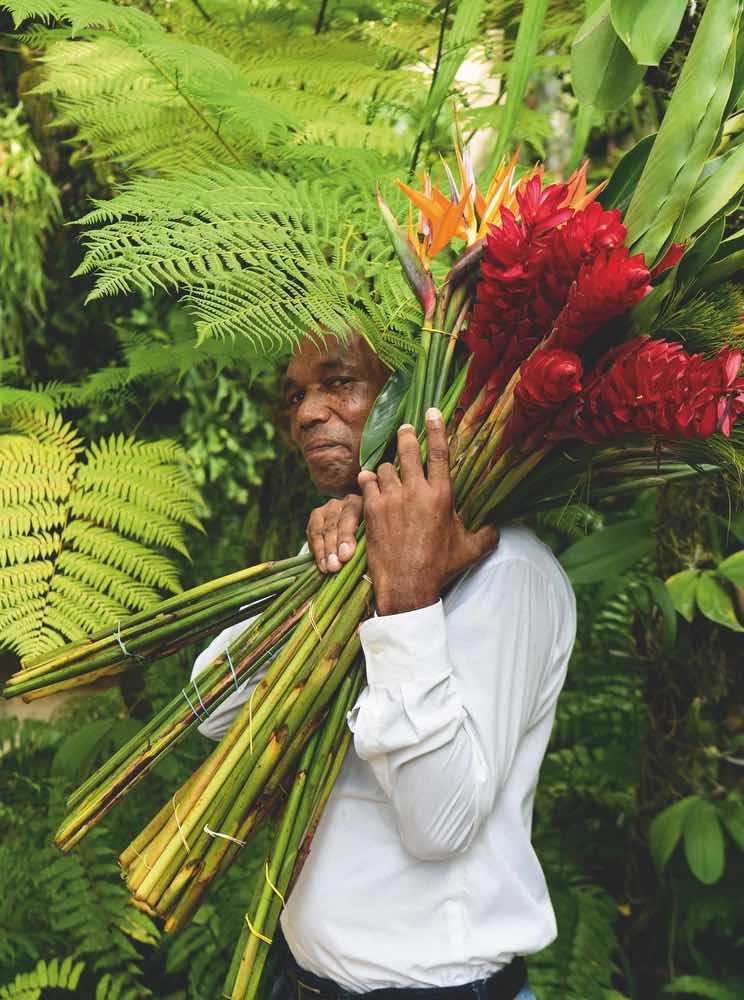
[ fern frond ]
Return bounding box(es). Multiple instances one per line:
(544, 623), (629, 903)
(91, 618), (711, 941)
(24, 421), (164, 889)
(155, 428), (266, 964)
(0, 406), (202, 658)
(0, 956), (85, 999)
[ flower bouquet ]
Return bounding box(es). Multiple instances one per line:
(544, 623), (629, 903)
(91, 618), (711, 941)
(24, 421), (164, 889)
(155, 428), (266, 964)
(11, 1), (744, 994)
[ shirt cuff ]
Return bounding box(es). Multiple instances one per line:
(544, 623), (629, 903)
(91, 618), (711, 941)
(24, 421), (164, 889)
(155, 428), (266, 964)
(358, 599), (450, 685)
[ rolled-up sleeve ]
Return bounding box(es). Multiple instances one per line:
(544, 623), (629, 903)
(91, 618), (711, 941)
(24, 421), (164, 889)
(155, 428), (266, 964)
(348, 558), (565, 861)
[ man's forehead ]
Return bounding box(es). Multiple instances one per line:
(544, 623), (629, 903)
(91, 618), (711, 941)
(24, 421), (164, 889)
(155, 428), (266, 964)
(286, 334), (365, 381)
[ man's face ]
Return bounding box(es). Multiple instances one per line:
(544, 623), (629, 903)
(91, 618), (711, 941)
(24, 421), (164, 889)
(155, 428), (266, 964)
(286, 332), (390, 497)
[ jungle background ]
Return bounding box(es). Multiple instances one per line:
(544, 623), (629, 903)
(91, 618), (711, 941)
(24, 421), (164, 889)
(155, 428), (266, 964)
(0, 2), (742, 999)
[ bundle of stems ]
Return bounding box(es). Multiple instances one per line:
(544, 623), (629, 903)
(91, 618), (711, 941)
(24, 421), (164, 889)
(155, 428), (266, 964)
(3, 553), (312, 701)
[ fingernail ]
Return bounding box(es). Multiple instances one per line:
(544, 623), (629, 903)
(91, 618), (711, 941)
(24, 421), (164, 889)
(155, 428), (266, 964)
(327, 554), (341, 571)
(319, 558), (327, 573)
(398, 423), (415, 432)
(425, 407), (442, 423)
(338, 542), (353, 559)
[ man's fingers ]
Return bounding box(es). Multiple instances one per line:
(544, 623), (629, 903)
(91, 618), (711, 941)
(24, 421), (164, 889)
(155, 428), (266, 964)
(337, 497), (362, 562)
(424, 408), (451, 486)
(377, 462), (401, 493)
(306, 508), (327, 573)
(397, 423), (424, 483)
(358, 469), (381, 502)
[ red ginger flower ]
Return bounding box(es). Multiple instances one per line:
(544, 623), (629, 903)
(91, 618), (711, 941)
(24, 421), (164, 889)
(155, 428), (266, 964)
(564, 336), (744, 443)
(500, 349), (583, 452)
(461, 177), (642, 413)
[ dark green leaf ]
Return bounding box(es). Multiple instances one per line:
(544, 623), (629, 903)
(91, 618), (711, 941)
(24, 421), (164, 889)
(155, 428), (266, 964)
(696, 571), (744, 631)
(717, 550), (744, 586)
(624, 0), (741, 265)
(666, 569), (700, 622)
(683, 798), (726, 884)
(598, 133), (655, 213)
(610, 0), (687, 65)
(646, 575), (678, 650)
(571, 2), (645, 111)
(559, 519), (653, 584)
(359, 367), (410, 471)
(677, 217), (725, 286)
(677, 143), (744, 240)
(649, 796), (697, 872)
(663, 975), (743, 999)
(720, 799), (744, 850)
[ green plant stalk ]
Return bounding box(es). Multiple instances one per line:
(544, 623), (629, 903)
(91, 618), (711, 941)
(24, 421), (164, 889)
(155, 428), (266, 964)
(132, 574), (370, 905)
(433, 290), (472, 405)
(16, 554), (312, 672)
(231, 672), (363, 1000)
(470, 447), (550, 530)
(157, 631), (365, 925)
(63, 564), (321, 813)
(4, 566), (305, 698)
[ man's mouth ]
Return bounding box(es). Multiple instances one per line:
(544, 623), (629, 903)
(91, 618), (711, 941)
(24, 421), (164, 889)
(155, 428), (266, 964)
(303, 441), (348, 458)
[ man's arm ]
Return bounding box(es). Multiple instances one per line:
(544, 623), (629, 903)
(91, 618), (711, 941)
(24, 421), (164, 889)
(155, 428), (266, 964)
(349, 555), (571, 861)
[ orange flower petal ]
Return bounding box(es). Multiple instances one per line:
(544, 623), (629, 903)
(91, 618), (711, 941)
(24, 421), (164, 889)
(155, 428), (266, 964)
(429, 184), (472, 258)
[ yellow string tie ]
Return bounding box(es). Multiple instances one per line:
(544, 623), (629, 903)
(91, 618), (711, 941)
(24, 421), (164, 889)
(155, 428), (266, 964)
(245, 913), (272, 946)
(172, 794), (190, 856)
(131, 845), (153, 872)
(203, 824), (246, 848)
(362, 574), (372, 585)
(422, 325), (453, 338)
(264, 861), (286, 907)
(308, 601), (322, 641)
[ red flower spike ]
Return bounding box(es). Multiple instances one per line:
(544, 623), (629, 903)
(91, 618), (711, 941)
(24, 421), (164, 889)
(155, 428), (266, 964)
(650, 242), (686, 279)
(564, 336), (744, 443)
(461, 179), (639, 412)
(500, 349), (583, 452)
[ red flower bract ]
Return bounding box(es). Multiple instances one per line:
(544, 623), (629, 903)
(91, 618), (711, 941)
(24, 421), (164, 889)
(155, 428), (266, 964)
(566, 336), (744, 443)
(500, 349), (583, 451)
(461, 176), (646, 413)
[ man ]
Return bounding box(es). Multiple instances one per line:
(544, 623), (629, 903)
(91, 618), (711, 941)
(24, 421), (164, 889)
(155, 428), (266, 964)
(191, 331), (576, 1000)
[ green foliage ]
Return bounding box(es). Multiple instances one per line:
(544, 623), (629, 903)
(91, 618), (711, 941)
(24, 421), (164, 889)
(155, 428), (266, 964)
(0, 406), (204, 658)
(0, 957), (84, 999)
(0, 103), (60, 358)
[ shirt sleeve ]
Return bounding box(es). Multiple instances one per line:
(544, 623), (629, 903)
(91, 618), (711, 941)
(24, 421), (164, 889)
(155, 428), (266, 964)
(189, 615), (264, 742)
(348, 557), (572, 862)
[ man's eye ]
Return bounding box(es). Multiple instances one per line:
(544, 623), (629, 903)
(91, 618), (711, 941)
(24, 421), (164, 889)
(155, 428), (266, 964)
(326, 377), (353, 389)
(288, 390), (304, 406)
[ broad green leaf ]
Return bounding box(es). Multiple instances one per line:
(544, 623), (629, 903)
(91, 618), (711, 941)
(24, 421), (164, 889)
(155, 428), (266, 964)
(666, 569), (700, 622)
(683, 798), (725, 884)
(648, 796), (697, 872)
(695, 247), (744, 288)
(696, 571), (744, 631)
(625, 0), (741, 266)
(488, 0), (549, 170)
(646, 575), (678, 650)
(598, 133), (655, 213)
(717, 549), (744, 586)
(677, 217), (724, 286)
(720, 799), (744, 849)
(571, 2), (645, 111)
(419, 0), (487, 139)
(726, 19), (744, 115)
(559, 519), (653, 584)
(677, 143), (744, 240)
(359, 367), (410, 471)
(610, 0), (687, 66)
(663, 975), (744, 999)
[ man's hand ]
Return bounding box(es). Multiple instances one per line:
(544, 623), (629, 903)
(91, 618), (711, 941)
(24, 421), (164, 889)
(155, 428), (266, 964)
(305, 408), (499, 612)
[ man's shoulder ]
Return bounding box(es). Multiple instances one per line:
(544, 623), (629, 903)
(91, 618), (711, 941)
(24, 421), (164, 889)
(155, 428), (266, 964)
(452, 525), (575, 610)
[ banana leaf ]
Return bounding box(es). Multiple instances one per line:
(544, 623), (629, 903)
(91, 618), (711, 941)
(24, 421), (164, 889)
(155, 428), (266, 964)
(571, 1), (644, 111)
(609, 0), (687, 66)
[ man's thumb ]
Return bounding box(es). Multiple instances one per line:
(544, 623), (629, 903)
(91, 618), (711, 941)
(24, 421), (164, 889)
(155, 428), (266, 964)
(473, 523), (500, 556)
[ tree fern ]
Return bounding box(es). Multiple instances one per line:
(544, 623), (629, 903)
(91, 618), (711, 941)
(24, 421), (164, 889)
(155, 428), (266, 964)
(0, 957), (85, 999)
(0, 406), (204, 659)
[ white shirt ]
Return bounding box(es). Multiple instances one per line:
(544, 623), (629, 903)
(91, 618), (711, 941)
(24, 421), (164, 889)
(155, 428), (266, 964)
(191, 526), (576, 991)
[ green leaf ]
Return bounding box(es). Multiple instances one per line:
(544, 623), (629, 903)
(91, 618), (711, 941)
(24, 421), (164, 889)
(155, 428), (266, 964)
(566, 102), (596, 173)
(717, 549), (744, 586)
(487, 0), (549, 170)
(683, 798), (725, 884)
(646, 575), (678, 650)
(610, 0), (687, 66)
(696, 571), (744, 631)
(666, 569), (700, 622)
(624, 0), (741, 265)
(677, 217), (725, 286)
(663, 975), (744, 999)
(571, 2), (645, 111)
(720, 798), (744, 850)
(359, 368), (410, 471)
(599, 133), (655, 213)
(649, 796), (697, 872)
(559, 519), (653, 584)
(677, 142), (744, 240)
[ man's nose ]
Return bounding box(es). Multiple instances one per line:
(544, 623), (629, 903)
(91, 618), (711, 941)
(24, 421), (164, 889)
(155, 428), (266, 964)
(296, 389), (332, 430)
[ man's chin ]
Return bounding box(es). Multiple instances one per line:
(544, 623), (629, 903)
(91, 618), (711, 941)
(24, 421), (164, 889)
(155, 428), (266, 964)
(308, 459), (360, 499)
